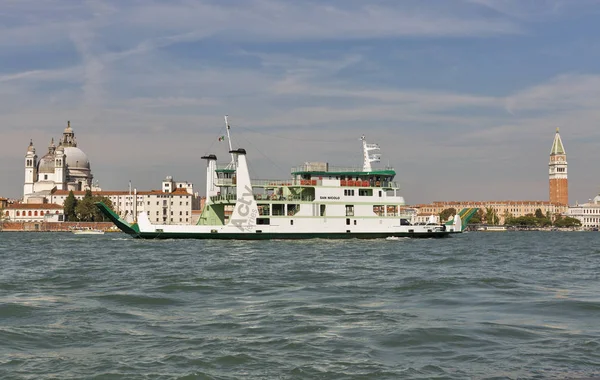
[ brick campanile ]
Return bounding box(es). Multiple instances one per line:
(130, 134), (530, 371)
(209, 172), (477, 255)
(549, 128), (568, 205)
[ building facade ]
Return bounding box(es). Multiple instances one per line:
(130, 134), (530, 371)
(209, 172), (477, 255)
(46, 176), (198, 225)
(567, 193), (600, 229)
(414, 200), (568, 224)
(24, 121), (98, 202)
(549, 128), (568, 205)
(5, 203), (64, 222)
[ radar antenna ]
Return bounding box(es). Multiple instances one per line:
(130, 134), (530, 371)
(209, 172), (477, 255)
(361, 135), (381, 171)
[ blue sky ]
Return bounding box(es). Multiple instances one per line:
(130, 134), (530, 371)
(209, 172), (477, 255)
(2, 0), (600, 204)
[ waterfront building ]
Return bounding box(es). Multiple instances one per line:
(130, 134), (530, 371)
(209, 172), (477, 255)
(24, 121), (99, 202)
(413, 200), (567, 224)
(4, 203), (64, 222)
(0, 197), (7, 209)
(566, 193), (600, 229)
(46, 176), (198, 225)
(549, 128), (568, 205)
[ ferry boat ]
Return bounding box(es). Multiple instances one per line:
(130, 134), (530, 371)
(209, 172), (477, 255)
(96, 119), (462, 239)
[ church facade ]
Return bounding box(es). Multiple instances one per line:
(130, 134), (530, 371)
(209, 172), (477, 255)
(24, 121), (96, 202)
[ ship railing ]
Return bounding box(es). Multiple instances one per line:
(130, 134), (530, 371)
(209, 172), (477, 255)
(209, 194), (237, 203)
(255, 194), (315, 202)
(291, 165), (395, 173)
(214, 177), (397, 188)
(215, 163), (236, 170)
(210, 194), (316, 203)
(339, 180), (399, 188)
(214, 178), (323, 187)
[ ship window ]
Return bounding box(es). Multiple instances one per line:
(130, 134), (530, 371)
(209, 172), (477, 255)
(257, 218), (270, 225)
(359, 189), (372, 196)
(287, 204), (299, 216)
(354, 220), (357, 225)
(320, 204), (326, 217)
(290, 220), (294, 225)
(346, 218), (350, 225)
(258, 204), (270, 216)
(272, 204), (284, 216)
(387, 205), (398, 216)
(379, 191), (382, 197)
(373, 205), (384, 216)
(345, 205), (354, 216)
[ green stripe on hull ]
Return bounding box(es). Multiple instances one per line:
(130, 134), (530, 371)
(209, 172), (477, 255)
(133, 231), (455, 240)
(95, 202), (140, 236)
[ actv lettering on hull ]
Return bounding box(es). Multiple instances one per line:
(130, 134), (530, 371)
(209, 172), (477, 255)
(229, 186), (258, 232)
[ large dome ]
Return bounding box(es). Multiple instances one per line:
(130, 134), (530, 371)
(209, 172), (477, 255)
(37, 153), (55, 173)
(64, 147), (90, 169)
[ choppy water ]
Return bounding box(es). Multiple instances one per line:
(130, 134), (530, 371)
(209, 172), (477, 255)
(1, 232), (600, 379)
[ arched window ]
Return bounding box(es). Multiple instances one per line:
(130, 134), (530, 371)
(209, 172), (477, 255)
(34, 211), (38, 216)
(16, 211), (20, 216)
(5, 211), (8, 217)
(28, 211), (32, 216)
(46, 211), (49, 215)
(56, 211), (59, 214)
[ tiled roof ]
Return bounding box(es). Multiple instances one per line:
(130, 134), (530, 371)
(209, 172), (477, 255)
(51, 189), (192, 196)
(7, 203), (63, 210)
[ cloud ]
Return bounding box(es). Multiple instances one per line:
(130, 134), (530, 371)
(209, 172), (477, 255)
(1, 0), (599, 204)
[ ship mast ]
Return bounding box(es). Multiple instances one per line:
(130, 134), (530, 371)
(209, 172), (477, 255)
(361, 135), (381, 172)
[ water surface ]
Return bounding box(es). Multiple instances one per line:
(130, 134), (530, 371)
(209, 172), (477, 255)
(1, 232), (600, 379)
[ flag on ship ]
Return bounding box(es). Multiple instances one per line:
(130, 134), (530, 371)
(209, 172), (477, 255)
(218, 136), (225, 141)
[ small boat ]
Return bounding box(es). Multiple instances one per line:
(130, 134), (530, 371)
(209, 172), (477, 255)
(477, 226), (507, 232)
(71, 227), (105, 235)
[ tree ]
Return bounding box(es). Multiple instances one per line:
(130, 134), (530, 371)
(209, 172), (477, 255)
(64, 191), (78, 221)
(92, 196), (114, 222)
(485, 207), (499, 225)
(75, 190), (94, 221)
(554, 216), (581, 228)
(75, 192), (115, 222)
(503, 211), (513, 225)
(535, 208), (544, 219)
(439, 208), (457, 222)
(468, 208), (484, 224)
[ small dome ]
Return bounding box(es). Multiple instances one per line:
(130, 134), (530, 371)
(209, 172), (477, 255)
(594, 194), (600, 204)
(63, 146), (90, 169)
(37, 153), (55, 174)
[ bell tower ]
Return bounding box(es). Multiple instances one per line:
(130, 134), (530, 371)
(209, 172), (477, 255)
(24, 139), (38, 195)
(549, 128), (568, 205)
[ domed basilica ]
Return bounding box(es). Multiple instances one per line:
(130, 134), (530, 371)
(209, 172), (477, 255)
(24, 121), (97, 200)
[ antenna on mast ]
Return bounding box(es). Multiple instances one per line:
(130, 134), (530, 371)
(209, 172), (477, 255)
(224, 115), (235, 167)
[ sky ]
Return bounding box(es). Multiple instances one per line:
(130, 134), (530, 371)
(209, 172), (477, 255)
(2, 0), (600, 204)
